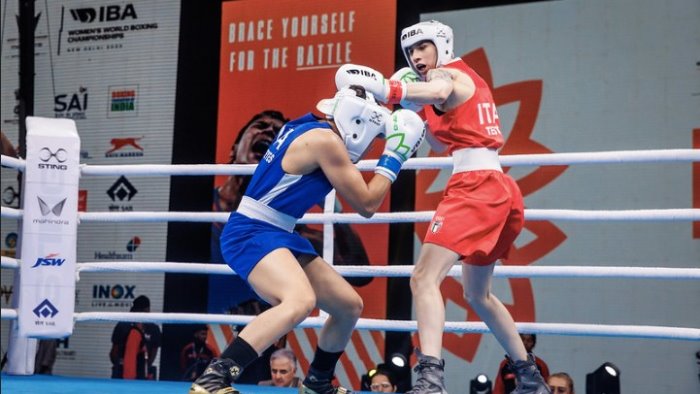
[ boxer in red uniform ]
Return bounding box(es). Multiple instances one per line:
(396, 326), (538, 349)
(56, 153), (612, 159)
(335, 20), (550, 394)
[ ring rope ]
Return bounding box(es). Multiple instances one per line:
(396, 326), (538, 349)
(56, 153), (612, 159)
(2, 256), (698, 282)
(2, 207), (698, 223)
(2, 150), (699, 344)
(2, 148), (699, 175)
(2, 257), (698, 281)
(0, 309), (697, 341)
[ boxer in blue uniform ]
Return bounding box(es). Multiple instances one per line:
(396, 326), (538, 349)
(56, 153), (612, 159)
(190, 85), (425, 394)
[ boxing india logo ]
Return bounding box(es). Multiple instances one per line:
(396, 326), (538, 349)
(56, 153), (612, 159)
(415, 48), (568, 363)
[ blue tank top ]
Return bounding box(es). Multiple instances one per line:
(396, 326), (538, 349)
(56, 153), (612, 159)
(243, 113), (333, 219)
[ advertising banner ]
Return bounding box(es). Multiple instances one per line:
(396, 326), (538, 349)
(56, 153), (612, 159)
(214, 0), (397, 387)
(1, 0), (180, 378)
(416, 1), (699, 392)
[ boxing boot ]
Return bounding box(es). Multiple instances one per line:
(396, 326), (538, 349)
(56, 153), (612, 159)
(189, 358), (241, 394)
(508, 354), (552, 394)
(299, 366), (351, 394)
(405, 349), (448, 394)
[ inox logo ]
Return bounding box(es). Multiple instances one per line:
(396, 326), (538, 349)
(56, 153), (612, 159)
(401, 28), (423, 41)
(31, 253), (66, 268)
(92, 284), (135, 299)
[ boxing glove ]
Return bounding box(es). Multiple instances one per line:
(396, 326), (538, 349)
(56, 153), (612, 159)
(335, 64), (406, 105)
(390, 67), (423, 112)
(375, 109), (426, 182)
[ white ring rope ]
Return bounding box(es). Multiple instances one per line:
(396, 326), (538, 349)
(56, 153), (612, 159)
(2, 206), (698, 223)
(0, 309), (697, 341)
(2, 148), (699, 174)
(2, 150), (699, 342)
(2, 257), (699, 281)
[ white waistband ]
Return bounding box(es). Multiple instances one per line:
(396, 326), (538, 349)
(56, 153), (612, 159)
(237, 196), (297, 233)
(452, 147), (502, 173)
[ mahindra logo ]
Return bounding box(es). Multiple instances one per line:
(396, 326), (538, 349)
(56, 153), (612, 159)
(33, 299), (59, 318)
(38, 197), (66, 216)
(39, 147), (67, 163)
(401, 28), (423, 41)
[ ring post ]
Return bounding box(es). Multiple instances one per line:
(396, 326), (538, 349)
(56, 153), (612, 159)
(16, 116), (80, 339)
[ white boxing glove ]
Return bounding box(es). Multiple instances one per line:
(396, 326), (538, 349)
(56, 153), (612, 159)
(390, 67), (423, 112)
(375, 109), (426, 182)
(335, 64), (407, 104)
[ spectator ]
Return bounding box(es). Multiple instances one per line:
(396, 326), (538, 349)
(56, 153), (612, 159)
(109, 295), (162, 380)
(368, 365), (397, 393)
(547, 372), (575, 394)
(493, 334), (550, 394)
(181, 325), (219, 381)
(0, 131), (18, 158)
(258, 348), (302, 388)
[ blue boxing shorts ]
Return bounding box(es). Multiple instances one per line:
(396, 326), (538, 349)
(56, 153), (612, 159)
(220, 212), (318, 280)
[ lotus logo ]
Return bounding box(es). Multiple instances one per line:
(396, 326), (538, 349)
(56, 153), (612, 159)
(38, 197), (66, 216)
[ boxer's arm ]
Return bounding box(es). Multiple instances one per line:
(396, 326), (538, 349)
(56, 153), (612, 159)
(313, 131), (393, 218)
(404, 68), (455, 105)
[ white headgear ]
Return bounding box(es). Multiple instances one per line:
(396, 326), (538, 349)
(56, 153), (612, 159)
(316, 86), (391, 163)
(400, 20), (454, 76)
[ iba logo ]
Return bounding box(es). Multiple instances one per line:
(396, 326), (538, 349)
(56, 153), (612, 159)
(415, 48), (567, 363)
(70, 4), (137, 23)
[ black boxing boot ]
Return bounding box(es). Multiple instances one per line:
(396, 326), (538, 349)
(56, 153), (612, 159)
(508, 354), (551, 394)
(299, 366), (351, 394)
(189, 358), (241, 394)
(405, 349), (448, 394)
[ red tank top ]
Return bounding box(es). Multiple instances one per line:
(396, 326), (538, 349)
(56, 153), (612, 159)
(424, 59), (503, 154)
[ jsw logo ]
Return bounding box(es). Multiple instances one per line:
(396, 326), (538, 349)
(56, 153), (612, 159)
(32, 254), (66, 268)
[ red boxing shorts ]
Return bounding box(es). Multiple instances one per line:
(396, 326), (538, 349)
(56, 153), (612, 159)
(423, 170), (524, 266)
